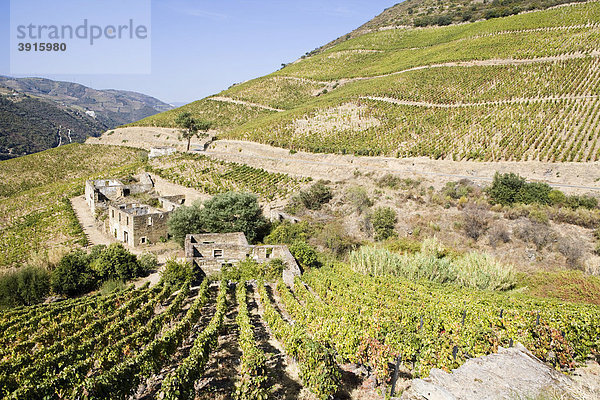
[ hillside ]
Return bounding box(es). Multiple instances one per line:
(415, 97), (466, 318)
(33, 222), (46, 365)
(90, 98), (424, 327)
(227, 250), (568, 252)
(133, 1), (600, 162)
(0, 144), (143, 268)
(0, 94), (106, 159)
(316, 0), (592, 53)
(0, 77), (172, 158)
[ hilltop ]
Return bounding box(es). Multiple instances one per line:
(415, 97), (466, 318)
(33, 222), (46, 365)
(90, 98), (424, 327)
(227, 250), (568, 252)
(317, 0), (592, 52)
(132, 0), (600, 163)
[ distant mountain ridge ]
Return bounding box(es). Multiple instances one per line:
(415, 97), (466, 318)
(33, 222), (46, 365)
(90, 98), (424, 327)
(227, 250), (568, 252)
(0, 76), (172, 128)
(0, 76), (172, 158)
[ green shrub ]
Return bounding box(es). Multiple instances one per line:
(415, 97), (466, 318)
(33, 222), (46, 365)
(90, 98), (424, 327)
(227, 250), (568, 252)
(378, 174), (421, 190)
(222, 257), (286, 281)
(370, 207), (397, 241)
(0, 265), (51, 308)
(548, 189), (567, 206)
(383, 237), (422, 254)
(138, 253), (158, 274)
(160, 258), (195, 287)
(51, 250), (97, 296)
(515, 181), (552, 205)
(287, 181), (333, 213)
(92, 243), (142, 281)
(565, 195), (598, 210)
(264, 221), (315, 245)
(169, 192), (270, 246)
(167, 202), (205, 246)
(316, 223), (358, 257)
(442, 180), (474, 200)
(290, 241), (320, 269)
(488, 173), (551, 206)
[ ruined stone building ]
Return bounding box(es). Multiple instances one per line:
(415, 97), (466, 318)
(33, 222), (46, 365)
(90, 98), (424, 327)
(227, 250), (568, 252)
(158, 195), (186, 211)
(108, 203), (171, 247)
(85, 173), (154, 215)
(85, 173), (184, 248)
(185, 232), (301, 285)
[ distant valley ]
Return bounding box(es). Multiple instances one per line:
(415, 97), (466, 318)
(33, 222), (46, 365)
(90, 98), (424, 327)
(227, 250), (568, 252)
(0, 76), (172, 159)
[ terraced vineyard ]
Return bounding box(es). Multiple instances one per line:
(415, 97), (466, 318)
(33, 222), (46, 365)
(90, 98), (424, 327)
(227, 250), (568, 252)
(1, 264), (598, 399)
(147, 153), (311, 201)
(131, 97), (277, 130)
(132, 1), (600, 161)
(0, 144), (143, 269)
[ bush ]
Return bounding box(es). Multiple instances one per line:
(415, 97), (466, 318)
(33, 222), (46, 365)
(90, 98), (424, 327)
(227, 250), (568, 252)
(222, 257), (285, 281)
(168, 192), (270, 245)
(556, 237), (584, 268)
(488, 223), (511, 249)
(462, 206), (490, 240)
(514, 220), (555, 250)
(566, 195), (598, 210)
(264, 221), (315, 245)
(370, 207), (397, 241)
(344, 186), (373, 214)
(289, 241), (320, 269)
(92, 243), (142, 281)
(299, 181), (333, 210)
(377, 174), (420, 190)
(515, 182), (552, 205)
(442, 180), (474, 200)
(167, 202), (205, 246)
(138, 253), (158, 274)
(488, 173), (551, 206)
(161, 259), (195, 287)
(51, 250), (97, 296)
(0, 265), (51, 308)
(100, 279), (126, 295)
(316, 223), (357, 257)
(200, 192), (270, 243)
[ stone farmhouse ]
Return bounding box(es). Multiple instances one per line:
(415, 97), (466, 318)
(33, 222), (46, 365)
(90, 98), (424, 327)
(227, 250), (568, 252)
(84, 173), (154, 215)
(85, 173), (185, 248)
(108, 203), (171, 247)
(185, 232), (301, 285)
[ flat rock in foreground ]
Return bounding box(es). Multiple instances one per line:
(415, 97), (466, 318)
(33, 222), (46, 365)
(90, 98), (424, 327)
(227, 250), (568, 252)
(401, 344), (599, 400)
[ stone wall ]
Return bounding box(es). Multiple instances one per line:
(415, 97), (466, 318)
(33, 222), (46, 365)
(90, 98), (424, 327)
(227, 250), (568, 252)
(185, 233), (301, 283)
(108, 204), (170, 247)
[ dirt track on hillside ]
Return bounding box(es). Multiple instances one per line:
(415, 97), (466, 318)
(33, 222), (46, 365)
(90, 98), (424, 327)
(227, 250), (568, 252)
(207, 96), (285, 112)
(86, 127), (213, 151)
(205, 140), (600, 193)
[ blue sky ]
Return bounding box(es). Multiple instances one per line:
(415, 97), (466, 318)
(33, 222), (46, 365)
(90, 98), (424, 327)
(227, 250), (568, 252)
(0, 0), (398, 104)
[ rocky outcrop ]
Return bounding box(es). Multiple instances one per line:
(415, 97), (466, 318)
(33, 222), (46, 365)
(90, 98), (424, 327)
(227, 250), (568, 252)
(400, 343), (598, 400)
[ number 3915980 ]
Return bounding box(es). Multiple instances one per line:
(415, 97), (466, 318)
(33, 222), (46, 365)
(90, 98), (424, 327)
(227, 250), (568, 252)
(18, 43), (67, 51)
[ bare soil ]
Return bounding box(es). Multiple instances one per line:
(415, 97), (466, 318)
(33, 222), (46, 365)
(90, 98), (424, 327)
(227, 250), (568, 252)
(86, 127), (214, 152)
(206, 140), (600, 194)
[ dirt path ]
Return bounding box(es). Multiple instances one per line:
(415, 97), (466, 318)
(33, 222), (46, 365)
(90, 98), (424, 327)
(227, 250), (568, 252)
(195, 284), (240, 400)
(135, 285), (219, 399)
(247, 283), (306, 400)
(151, 174), (210, 205)
(207, 96), (285, 112)
(86, 126), (214, 152)
(70, 195), (117, 247)
(205, 140), (600, 194)
(363, 93), (600, 108)
(279, 50), (600, 90)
